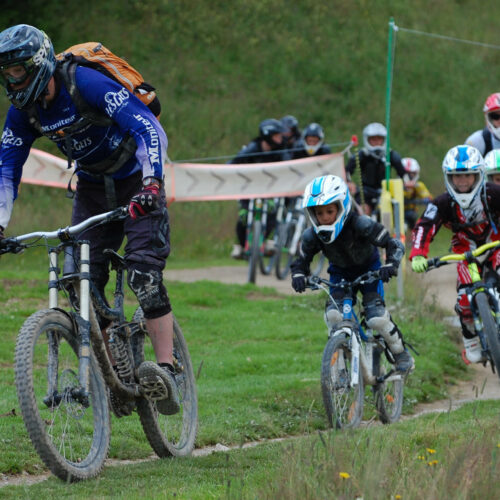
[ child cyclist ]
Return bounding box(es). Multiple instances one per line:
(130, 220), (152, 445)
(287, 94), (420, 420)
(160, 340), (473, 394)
(290, 174), (414, 373)
(402, 157), (432, 230)
(410, 145), (500, 363)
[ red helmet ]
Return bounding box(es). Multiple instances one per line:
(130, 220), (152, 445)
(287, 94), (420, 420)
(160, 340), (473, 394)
(483, 93), (500, 141)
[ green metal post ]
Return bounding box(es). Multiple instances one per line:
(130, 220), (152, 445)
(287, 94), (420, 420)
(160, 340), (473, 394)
(384, 18), (395, 190)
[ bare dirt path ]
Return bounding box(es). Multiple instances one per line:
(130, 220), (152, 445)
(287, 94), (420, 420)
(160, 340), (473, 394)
(2, 264), (499, 489)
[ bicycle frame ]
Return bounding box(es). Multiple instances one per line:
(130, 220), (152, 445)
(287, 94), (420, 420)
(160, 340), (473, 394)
(426, 240), (500, 366)
(309, 273), (399, 387)
(4, 207), (141, 403)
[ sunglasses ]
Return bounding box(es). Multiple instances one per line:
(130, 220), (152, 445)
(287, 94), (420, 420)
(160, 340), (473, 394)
(489, 112), (500, 121)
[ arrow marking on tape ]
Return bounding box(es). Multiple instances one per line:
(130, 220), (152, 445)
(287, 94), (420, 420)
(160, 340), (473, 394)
(185, 169), (199, 191)
(237, 172), (252, 192)
(262, 169), (278, 189)
(210, 170), (226, 191)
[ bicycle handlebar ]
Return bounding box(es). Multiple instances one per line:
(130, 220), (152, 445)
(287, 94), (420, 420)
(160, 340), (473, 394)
(426, 239), (500, 271)
(307, 268), (384, 290)
(0, 206), (128, 255)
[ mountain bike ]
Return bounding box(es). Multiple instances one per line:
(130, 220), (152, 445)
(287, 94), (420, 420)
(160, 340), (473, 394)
(0, 207), (198, 482)
(306, 270), (405, 429)
(244, 197), (277, 283)
(424, 240), (500, 379)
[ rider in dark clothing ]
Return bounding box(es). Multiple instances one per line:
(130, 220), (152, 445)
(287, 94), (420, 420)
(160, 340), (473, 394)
(229, 118), (288, 258)
(346, 122), (405, 215)
(0, 24), (178, 415)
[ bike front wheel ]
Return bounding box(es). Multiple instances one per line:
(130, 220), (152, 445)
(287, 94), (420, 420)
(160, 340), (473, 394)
(320, 332), (364, 429)
(476, 292), (500, 379)
(132, 308), (198, 457)
(14, 309), (110, 481)
(372, 346), (404, 424)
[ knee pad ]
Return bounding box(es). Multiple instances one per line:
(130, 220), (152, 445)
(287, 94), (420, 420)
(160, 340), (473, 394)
(366, 309), (393, 335)
(456, 288), (472, 322)
(127, 265), (171, 319)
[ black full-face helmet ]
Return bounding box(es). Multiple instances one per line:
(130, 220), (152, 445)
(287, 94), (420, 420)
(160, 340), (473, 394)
(259, 118), (285, 150)
(0, 24), (56, 109)
(280, 115), (300, 144)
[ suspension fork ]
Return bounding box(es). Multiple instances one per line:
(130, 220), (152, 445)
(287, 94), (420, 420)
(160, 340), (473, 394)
(74, 241), (92, 403)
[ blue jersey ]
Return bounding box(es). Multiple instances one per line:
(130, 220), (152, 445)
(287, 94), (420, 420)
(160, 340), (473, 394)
(0, 65), (167, 229)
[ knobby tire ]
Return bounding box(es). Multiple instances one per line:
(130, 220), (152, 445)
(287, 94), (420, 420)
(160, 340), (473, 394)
(320, 332), (364, 429)
(372, 345), (404, 424)
(475, 292), (500, 379)
(132, 308), (198, 457)
(14, 309), (110, 481)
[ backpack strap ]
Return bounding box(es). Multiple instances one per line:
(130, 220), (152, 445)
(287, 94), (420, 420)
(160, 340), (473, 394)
(482, 127), (493, 155)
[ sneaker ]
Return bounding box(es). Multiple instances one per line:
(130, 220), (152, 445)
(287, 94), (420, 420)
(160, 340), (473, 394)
(393, 350), (415, 373)
(230, 244), (244, 259)
(138, 361), (180, 415)
(462, 336), (482, 364)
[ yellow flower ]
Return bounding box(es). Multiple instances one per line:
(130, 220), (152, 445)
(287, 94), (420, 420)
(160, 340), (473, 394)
(395, 495), (402, 499)
(417, 455), (425, 460)
(427, 460), (438, 466)
(497, 443), (500, 448)
(426, 448), (436, 454)
(339, 472), (350, 479)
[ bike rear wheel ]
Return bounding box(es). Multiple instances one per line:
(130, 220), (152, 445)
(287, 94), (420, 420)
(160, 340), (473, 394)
(320, 332), (364, 429)
(372, 345), (404, 424)
(132, 308), (198, 457)
(14, 309), (110, 481)
(476, 292), (500, 379)
(275, 220), (296, 280)
(248, 219), (262, 284)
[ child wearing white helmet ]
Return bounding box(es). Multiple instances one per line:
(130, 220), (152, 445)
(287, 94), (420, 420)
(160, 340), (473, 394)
(411, 145), (500, 364)
(290, 174), (414, 373)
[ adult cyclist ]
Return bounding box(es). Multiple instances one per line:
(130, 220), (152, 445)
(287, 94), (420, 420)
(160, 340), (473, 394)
(0, 24), (179, 415)
(346, 122), (406, 216)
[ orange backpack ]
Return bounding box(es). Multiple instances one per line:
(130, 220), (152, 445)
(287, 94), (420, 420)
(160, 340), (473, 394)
(56, 42), (161, 118)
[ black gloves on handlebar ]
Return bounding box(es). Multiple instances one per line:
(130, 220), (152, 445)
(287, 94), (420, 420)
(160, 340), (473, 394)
(379, 263), (398, 283)
(292, 273), (307, 293)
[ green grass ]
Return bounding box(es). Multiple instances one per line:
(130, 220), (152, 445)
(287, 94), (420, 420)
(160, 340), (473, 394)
(0, 401), (498, 498)
(0, 241), (468, 477)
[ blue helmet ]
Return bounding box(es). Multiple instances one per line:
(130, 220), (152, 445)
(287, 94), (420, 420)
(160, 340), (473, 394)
(442, 145), (485, 209)
(0, 24), (56, 109)
(302, 175), (351, 244)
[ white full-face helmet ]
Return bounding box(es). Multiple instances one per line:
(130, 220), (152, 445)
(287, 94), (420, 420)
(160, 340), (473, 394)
(484, 149), (500, 181)
(362, 122), (387, 159)
(302, 175), (351, 244)
(402, 157), (420, 186)
(442, 145), (485, 209)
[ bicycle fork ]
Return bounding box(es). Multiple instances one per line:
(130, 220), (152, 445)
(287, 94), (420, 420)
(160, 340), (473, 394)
(46, 243), (92, 407)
